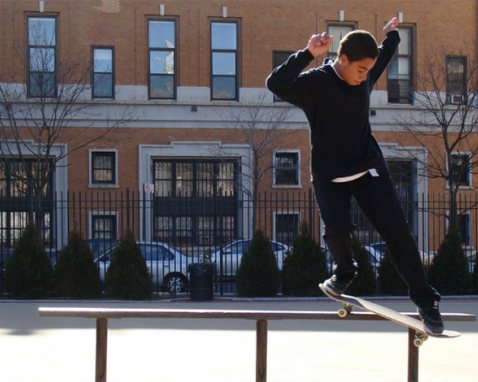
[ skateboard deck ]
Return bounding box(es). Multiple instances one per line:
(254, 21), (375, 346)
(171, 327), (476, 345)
(319, 283), (460, 346)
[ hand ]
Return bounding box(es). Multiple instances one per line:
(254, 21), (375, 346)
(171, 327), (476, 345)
(307, 32), (333, 58)
(383, 16), (399, 34)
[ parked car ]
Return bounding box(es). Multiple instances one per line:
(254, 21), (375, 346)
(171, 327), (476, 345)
(212, 239), (288, 278)
(96, 241), (190, 294)
(363, 241), (435, 270)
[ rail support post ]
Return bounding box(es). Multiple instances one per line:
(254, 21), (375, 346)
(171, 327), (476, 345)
(96, 318), (108, 382)
(407, 328), (419, 382)
(256, 319), (268, 382)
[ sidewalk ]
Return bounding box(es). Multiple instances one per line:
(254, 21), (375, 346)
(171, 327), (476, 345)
(0, 296), (477, 382)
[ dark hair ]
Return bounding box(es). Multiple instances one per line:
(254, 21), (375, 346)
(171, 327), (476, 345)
(337, 30), (378, 62)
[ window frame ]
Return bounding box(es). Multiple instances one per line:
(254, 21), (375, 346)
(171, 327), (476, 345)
(387, 26), (414, 104)
(90, 213), (118, 241)
(273, 211), (300, 245)
(89, 150), (118, 188)
(210, 20), (239, 101)
(151, 158), (239, 245)
(449, 152), (472, 188)
(27, 15), (57, 98)
(273, 150), (301, 188)
(92, 46), (115, 99)
(148, 18), (177, 100)
(446, 55), (467, 104)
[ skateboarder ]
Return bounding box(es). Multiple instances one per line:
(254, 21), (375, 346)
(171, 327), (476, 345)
(266, 17), (444, 334)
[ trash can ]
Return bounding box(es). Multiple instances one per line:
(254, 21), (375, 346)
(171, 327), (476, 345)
(188, 262), (214, 301)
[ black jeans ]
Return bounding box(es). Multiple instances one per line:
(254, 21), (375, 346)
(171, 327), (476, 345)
(313, 170), (439, 306)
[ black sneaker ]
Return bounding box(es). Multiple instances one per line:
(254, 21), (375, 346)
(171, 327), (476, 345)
(417, 300), (444, 335)
(322, 273), (356, 297)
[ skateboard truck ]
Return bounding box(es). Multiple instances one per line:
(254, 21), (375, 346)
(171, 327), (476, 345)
(412, 331), (428, 347)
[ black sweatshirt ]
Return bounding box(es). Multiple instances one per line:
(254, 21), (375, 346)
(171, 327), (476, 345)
(266, 31), (400, 182)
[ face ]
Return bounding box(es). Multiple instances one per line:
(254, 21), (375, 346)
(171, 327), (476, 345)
(337, 55), (377, 86)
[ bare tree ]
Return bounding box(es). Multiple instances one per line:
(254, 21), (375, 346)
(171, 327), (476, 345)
(217, 92), (291, 201)
(398, 47), (478, 228)
(0, 27), (132, 237)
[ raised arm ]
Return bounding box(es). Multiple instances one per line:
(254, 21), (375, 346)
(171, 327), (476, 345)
(368, 17), (400, 86)
(266, 32), (332, 107)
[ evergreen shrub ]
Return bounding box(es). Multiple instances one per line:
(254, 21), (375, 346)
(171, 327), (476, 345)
(105, 231), (153, 299)
(54, 231), (102, 298)
(5, 223), (52, 298)
(236, 230), (281, 297)
(428, 226), (471, 295)
(282, 222), (328, 296)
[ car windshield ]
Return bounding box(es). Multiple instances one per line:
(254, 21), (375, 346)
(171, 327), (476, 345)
(223, 241), (249, 254)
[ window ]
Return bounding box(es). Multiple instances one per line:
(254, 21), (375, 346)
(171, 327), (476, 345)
(274, 151), (300, 187)
(148, 20), (176, 99)
(0, 159), (54, 246)
(274, 212), (299, 244)
(272, 51), (294, 101)
(0, 159), (53, 198)
(211, 21), (238, 100)
(152, 159), (237, 198)
(92, 47), (114, 98)
(28, 16), (56, 97)
(92, 214), (117, 240)
(446, 56), (466, 104)
(388, 27), (413, 104)
(152, 159), (239, 245)
(457, 213), (471, 246)
(90, 151), (117, 187)
(327, 24), (354, 60)
(450, 153), (471, 187)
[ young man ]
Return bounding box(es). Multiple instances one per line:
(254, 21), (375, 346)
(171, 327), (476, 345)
(266, 17), (444, 334)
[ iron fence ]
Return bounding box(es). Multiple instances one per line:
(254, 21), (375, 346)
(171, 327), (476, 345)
(0, 189), (476, 296)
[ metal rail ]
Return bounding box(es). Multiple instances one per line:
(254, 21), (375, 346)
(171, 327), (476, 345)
(38, 307), (475, 382)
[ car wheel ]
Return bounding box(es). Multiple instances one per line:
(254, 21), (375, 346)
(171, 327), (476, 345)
(164, 273), (188, 294)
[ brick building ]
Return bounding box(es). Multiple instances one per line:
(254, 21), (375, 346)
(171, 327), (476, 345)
(0, 0), (477, 256)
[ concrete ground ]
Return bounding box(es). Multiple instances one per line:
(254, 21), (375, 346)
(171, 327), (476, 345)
(0, 296), (477, 382)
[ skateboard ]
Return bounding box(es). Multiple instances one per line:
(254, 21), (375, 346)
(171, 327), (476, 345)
(319, 283), (460, 347)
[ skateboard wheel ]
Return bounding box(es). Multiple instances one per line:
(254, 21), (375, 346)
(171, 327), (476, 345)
(338, 305), (352, 318)
(413, 338), (423, 347)
(338, 308), (349, 318)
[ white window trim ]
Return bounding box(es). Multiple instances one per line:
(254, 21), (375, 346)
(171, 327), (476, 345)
(0, 139), (68, 249)
(272, 149), (302, 188)
(88, 149), (119, 188)
(139, 141), (252, 241)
